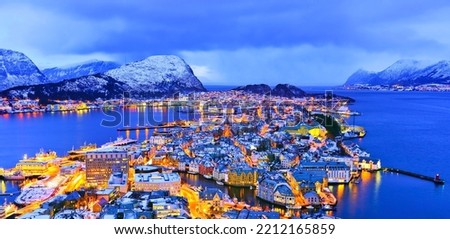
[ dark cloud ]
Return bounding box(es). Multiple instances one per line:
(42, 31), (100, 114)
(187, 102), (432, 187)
(1, 0), (450, 84)
(3, 0), (449, 55)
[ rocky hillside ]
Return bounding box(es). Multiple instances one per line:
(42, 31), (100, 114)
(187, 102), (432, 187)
(232, 84), (306, 98)
(0, 49), (49, 91)
(1, 74), (129, 101)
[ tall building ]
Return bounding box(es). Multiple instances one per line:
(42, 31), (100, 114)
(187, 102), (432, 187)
(86, 148), (129, 189)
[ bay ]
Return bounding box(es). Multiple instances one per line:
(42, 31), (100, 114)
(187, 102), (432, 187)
(1, 88), (449, 218)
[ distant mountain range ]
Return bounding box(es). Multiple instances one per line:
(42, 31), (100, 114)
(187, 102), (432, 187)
(345, 59), (450, 86)
(42, 60), (121, 83)
(0, 48), (206, 100)
(232, 84), (306, 98)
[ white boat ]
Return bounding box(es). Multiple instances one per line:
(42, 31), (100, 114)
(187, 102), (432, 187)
(343, 131), (358, 139)
(216, 180), (224, 185)
(306, 205), (314, 210)
(322, 204), (335, 211)
(286, 205), (302, 210)
(102, 137), (137, 147)
(203, 174), (212, 179)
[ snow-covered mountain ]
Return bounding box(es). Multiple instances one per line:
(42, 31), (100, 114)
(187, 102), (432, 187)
(1, 74), (129, 101)
(344, 59), (450, 86)
(0, 49), (49, 91)
(42, 60), (120, 83)
(1, 54), (207, 100)
(105, 55), (206, 97)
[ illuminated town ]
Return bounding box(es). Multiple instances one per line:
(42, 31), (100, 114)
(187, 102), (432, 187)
(0, 90), (382, 219)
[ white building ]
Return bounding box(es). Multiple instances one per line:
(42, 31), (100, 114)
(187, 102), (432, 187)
(300, 161), (352, 183)
(133, 172), (181, 195)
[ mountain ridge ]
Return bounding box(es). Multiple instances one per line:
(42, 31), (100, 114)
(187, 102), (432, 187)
(344, 59), (450, 86)
(231, 83), (306, 98)
(42, 60), (120, 83)
(0, 49), (49, 91)
(0, 53), (206, 100)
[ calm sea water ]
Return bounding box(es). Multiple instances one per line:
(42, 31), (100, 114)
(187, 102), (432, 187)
(1, 87), (449, 218)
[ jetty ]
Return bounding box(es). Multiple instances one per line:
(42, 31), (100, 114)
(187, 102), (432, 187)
(0, 191), (20, 196)
(117, 125), (189, 132)
(383, 167), (445, 185)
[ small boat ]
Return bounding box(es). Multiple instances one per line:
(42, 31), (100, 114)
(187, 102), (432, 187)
(343, 131), (358, 139)
(352, 177), (361, 184)
(322, 204), (335, 211)
(306, 205), (314, 210)
(203, 174), (212, 179)
(434, 174), (445, 185)
(2, 171), (25, 181)
(216, 180), (224, 186)
(286, 205), (302, 210)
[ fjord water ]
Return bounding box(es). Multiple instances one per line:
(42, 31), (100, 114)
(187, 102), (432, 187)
(307, 89), (450, 219)
(1, 89), (450, 218)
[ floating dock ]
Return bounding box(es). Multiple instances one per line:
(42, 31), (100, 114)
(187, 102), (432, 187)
(383, 167), (445, 185)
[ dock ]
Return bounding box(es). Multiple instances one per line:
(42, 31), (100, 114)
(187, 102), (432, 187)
(117, 125), (189, 131)
(383, 167), (445, 185)
(0, 191), (20, 196)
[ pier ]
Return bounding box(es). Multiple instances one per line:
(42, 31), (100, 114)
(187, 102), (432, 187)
(383, 167), (445, 185)
(117, 125), (189, 132)
(0, 191), (20, 196)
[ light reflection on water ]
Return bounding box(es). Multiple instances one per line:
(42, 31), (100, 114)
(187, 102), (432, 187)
(1, 91), (450, 218)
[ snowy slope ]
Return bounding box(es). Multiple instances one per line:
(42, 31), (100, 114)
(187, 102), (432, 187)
(105, 55), (206, 97)
(1, 55), (207, 100)
(0, 49), (49, 91)
(42, 60), (120, 83)
(344, 59), (450, 86)
(1, 74), (129, 101)
(344, 69), (379, 85)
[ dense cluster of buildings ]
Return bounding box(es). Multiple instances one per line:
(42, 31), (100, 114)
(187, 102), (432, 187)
(343, 83), (450, 91)
(1, 90), (380, 219)
(0, 98), (99, 114)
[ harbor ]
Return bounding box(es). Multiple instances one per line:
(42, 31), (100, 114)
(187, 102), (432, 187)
(1, 90), (450, 219)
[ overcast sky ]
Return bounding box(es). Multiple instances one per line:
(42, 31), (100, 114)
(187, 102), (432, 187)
(2, 0), (450, 85)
